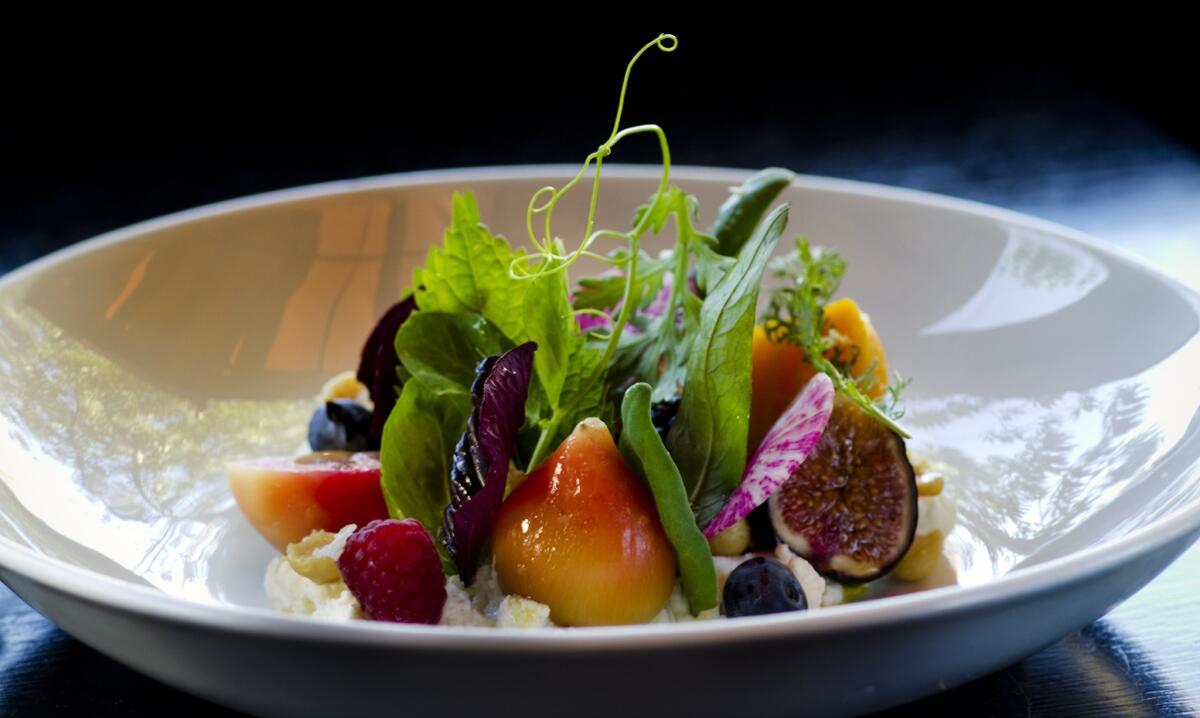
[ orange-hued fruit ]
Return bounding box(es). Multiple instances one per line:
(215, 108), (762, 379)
(228, 451), (389, 551)
(491, 419), (676, 626)
(750, 299), (890, 452)
(750, 326), (817, 452)
(823, 297), (889, 399)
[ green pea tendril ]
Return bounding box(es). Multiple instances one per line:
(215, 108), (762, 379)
(509, 33), (677, 370)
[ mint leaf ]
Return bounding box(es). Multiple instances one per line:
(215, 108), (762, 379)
(413, 191), (571, 407)
(414, 193), (525, 333)
(551, 339), (609, 442)
(667, 204), (790, 526)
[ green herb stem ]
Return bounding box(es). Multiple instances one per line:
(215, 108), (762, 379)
(514, 36), (679, 470)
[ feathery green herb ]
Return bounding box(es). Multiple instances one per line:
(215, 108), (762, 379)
(764, 239), (910, 438)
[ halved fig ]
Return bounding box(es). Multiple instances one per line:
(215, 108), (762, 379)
(768, 394), (917, 582)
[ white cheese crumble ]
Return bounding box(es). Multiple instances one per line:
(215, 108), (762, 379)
(440, 579), (495, 627)
(496, 596), (554, 628)
(820, 581), (845, 607)
(651, 583), (721, 623)
(774, 544), (830, 609)
(265, 555), (363, 620)
(917, 490), (957, 537)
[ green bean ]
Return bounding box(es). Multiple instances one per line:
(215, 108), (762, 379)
(710, 167), (796, 257)
(619, 383), (718, 614)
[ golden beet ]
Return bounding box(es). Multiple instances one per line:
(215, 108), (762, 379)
(823, 297), (889, 400)
(749, 298), (891, 451)
(491, 419), (676, 626)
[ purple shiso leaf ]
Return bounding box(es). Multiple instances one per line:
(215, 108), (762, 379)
(442, 342), (536, 584)
(357, 296), (417, 442)
(702, 373), (835, 539)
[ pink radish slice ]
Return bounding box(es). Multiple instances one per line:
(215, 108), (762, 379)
(703, 373), (834, 539)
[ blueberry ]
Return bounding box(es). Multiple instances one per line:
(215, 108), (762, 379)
(308, 400), (376, 452)
(649, 396), (681, 443)
(721, 557), (807, 618)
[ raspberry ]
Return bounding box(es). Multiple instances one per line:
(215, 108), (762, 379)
(337, 519), (447, 623)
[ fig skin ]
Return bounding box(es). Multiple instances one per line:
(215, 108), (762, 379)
(768, 394), (917, 583)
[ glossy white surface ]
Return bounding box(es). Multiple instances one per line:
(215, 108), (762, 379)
(1, 167), (1198, 717)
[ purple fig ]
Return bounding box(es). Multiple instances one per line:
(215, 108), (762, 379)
(768, 394), (917, 583)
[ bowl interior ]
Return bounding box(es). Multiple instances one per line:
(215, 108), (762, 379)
(1, 167), (1198, 610)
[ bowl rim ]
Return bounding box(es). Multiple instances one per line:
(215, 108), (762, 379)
(2, 164), (1199, 652)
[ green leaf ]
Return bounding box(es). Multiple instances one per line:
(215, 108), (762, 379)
(619, 383), (718, 615)
(414, 193), (525, 334)
(527, 339), (611, 468)
(573, 274), (628, 312)
(763, 239), (910, 438)
(765, 238), (846, 355)
(413, 191), (571, 407)
(692, 237), (735, 297)
(573, 249), (671, 317)
(602, 190), (707, 404)
(394, 312), (511, 395)
(558, 341), (609, 427)
(521, 266), (573, 406)
(379, 377), (472, 565)
(632, 186), (689, 234)
(608, 286), (697, 404)
(667, 203), (791, 526)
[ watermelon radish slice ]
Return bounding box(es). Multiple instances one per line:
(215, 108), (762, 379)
(703, 373), (834, 539)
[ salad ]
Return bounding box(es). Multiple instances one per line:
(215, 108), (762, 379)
(228, 34), (956, 628)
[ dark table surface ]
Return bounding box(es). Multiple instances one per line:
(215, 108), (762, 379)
(1, 36), (1199, 716)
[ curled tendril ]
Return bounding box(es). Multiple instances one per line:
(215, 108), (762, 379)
(511, 33), (676, 278)
(574, 308), (615, 320)
(515, 33), (680, 469)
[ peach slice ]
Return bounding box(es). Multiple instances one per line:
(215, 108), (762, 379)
(228, 451), (389, 551)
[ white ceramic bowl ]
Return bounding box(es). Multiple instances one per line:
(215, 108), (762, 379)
(1, 167), (1198, 717)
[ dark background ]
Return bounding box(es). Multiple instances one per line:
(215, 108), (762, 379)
(2, 28), (1198, 716)
(2, 28), (1197, 267)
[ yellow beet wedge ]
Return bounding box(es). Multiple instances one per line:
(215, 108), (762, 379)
(750, 297), (891, 451)
(823, 298), (889, 400)
(491, 419), (676, 626)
